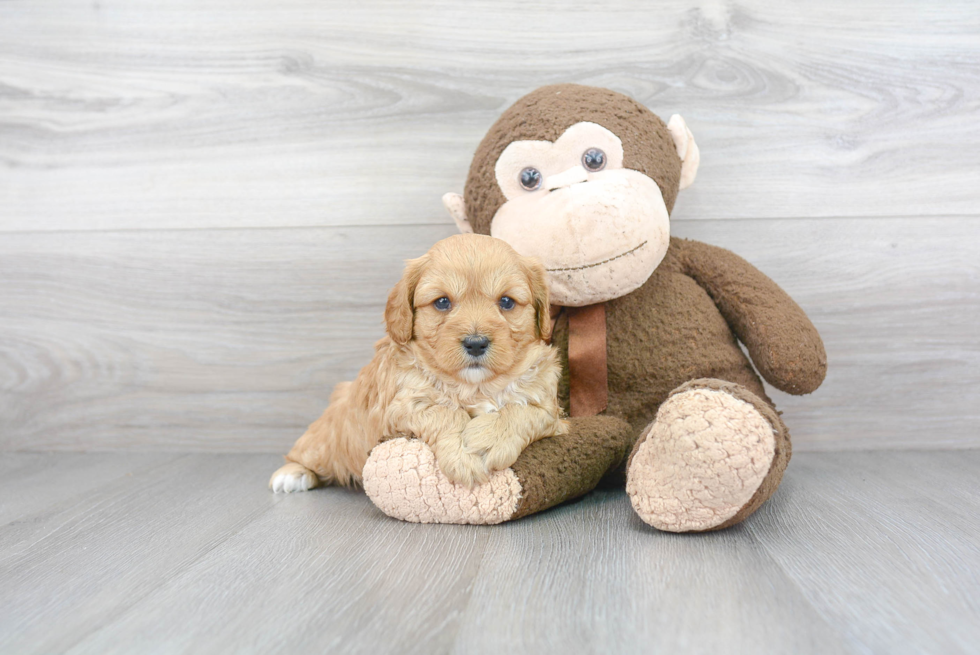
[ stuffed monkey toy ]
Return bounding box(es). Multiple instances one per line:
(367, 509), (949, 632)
(362, 84), (826, 532)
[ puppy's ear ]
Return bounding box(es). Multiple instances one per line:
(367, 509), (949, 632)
(385, 255), (427, 345)
(521, 255), (552, 341)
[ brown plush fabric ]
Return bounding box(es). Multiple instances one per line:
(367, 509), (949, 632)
(577, 238), (785, 432)
(682, 240), (827, 394)
(464, 84), (682, 236)
(510, 415), (634, 520)
(508, 236), (823, 526)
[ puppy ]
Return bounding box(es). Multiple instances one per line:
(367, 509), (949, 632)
(270, 234), (567, 493)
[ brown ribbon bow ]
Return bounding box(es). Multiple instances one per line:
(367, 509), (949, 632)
(551, 303), (608, 417)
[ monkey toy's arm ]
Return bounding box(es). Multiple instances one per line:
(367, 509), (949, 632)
(681, 239), (827, 395)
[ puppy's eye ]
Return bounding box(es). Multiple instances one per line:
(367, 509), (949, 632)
(519, 167), (542, 191)
(433, 297), (452, 312)
(498, 296), (516, 311)
(582, 148), (606, 172)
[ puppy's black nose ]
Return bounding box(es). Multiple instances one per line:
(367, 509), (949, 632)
(462, 335), (490, 357)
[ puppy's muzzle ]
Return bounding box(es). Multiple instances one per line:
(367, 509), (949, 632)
(461, 334), (490, 358)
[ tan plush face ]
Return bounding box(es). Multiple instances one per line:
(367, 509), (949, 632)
(444, 85), (698, 307)
(385, 235), (550, 386)
(489, 122), (670, 306)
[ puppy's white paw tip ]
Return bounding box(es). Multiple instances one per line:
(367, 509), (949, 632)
(269, 465), (316, 493)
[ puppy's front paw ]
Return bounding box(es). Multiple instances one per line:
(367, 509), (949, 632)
(481, 441), (524, 472)
(460, 413), (501, 452)
(461, 413), (522, 472)
(269, 462), (319, 493)
(437, 449), (490, 488)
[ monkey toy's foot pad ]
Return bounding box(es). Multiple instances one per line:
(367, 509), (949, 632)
(626, 385), (776, 532)
(363, 438), (522, 524)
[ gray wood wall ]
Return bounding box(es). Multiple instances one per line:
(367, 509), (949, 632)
(2, 0), (978, 452)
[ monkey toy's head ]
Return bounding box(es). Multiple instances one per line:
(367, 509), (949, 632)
(443, 84), (700, 307)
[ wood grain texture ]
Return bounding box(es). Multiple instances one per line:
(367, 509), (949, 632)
(66, 477), (493, 655)
(747, 450), (980, 654)
(0, 452), (177, 526)
(0, 451), (976, 654)
(2, 217), (976, 452)
(0, 454), (283, 653)
(1, 0), (978, 231)
(450, 496), (851, 655)
(0, 224), (429, 451)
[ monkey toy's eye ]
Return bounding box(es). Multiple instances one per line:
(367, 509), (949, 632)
(498, 296), (515, 311)
(519, 167), (542, 191)
(434, 297), (452, 311)
(582, 148), (606, 172)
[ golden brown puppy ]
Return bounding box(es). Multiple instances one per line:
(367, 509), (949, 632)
(270, 234), (567, 493)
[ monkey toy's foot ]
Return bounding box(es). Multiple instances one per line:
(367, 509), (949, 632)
(626, 379), (791, 532)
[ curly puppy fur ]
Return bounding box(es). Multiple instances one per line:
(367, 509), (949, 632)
(270, 234), (567, 492)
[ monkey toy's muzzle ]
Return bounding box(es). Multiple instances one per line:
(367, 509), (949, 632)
(490, 169), (671, 307)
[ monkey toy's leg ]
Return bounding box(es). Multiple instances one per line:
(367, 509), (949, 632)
(363, 416), (634, 525)
(626, 378), (791, 532)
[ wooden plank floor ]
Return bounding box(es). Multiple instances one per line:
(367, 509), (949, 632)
(0, 451), (976, 654)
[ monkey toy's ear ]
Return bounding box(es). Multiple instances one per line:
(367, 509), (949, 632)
(667, 115), (700, 191)
(442, 192), (473, 234)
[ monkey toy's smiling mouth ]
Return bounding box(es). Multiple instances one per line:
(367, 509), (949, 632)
(545, 241), (648, 273)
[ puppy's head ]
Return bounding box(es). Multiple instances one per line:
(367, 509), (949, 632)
(385, 234), (551, 385)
